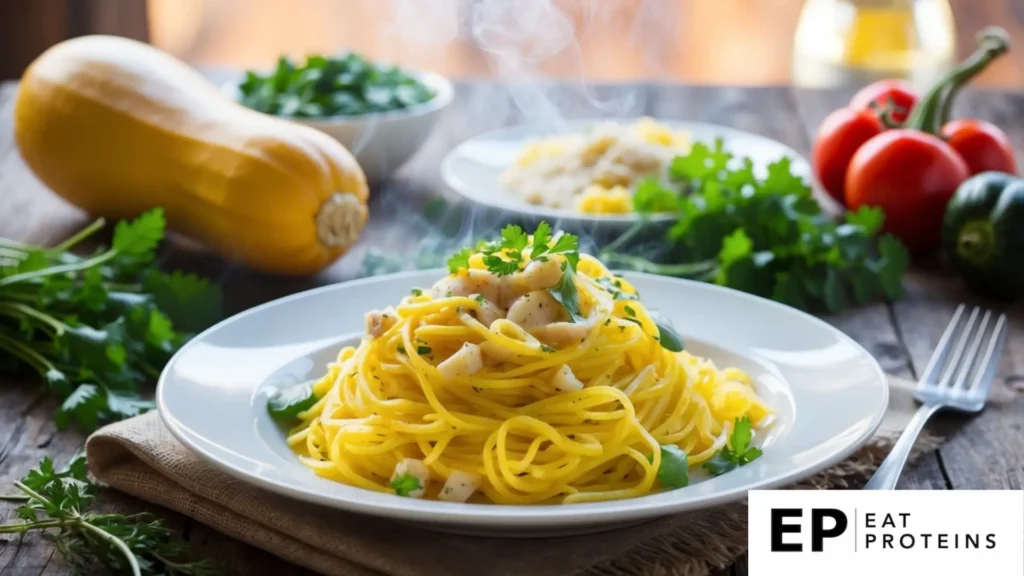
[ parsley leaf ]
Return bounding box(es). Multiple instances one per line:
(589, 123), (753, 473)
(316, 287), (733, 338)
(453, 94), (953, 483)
(702, 417), (763, 477)
(529, 221), (554, 260)
(655, 445), (690, 488)
(549, 262), (585, 322)
(447, 247), (474, 274)
(546, 233), (580, 271)
(391, 473), (422, 497)
(501, 224), (529, 254)
(416, 344), (432, 355)
(633, 177), (681, 213)
(483, 254), (520, 276)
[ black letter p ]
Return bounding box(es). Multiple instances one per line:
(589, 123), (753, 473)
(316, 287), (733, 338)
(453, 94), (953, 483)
(811, 509), (848, 552)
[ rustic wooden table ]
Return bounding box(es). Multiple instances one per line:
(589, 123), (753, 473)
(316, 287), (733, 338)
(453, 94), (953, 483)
(1, 78), (1022, 576)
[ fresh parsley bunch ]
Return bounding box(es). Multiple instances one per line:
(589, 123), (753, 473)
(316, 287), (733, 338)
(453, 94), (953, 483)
(0, 454), (219, 576)
(600, 139), (910, 313)
(238, 52), (436, 118)
(0, 209), (222, 430)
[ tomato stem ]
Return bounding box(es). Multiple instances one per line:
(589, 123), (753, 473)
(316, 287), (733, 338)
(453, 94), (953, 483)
(905, 26), (1011, 136)
(870, 98), (904, 129)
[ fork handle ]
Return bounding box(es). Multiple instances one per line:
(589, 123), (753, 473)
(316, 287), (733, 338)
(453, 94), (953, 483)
(863, 403), (942, 490)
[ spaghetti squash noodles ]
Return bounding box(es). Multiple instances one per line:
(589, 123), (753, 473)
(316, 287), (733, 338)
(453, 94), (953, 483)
(277, 223), (772, 505)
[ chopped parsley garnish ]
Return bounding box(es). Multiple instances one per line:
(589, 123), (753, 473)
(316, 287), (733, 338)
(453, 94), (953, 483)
(624, 305), (637, 318)
(390, 473), (422, 497)
(238, 53), (436, 118)
(397, 345), (406, 354)
(411, 288), (423, 296)
(702, 417), (763, 476)
(473, 294), (485, 303)
(447, 222), (581, 278)
(595, 276), (638, 300)
(416, 345), (432, 355)
(540, 344), (556, 353)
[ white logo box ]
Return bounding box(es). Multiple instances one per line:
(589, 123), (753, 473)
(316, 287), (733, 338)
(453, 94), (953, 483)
(748, 490), (1024, 575)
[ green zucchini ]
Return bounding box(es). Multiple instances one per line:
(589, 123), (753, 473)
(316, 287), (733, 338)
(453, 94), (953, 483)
(941, 171), (1024, 299)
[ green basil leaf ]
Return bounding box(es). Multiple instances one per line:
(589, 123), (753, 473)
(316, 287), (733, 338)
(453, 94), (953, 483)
(655, 319), (685, 352)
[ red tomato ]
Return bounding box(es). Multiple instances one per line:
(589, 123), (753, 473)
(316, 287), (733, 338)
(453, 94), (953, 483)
(845, 129), (970, 255)
(941, 119), (1018, 175)
(850, 79), (919, 124)
(812, 108), (884, 206)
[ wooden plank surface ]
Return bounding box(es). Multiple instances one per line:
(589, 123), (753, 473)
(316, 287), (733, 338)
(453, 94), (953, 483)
(1, 77), (1022, 576)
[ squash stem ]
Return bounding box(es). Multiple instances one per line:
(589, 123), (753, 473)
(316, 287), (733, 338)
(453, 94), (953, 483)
(316, 193), (367, 248)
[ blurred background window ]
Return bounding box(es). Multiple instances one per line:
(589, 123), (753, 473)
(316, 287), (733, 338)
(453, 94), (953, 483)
(2, 0), (1024, 87)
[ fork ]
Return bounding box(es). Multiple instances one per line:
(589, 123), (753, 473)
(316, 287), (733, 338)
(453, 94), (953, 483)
(864, 304), (1008, 490)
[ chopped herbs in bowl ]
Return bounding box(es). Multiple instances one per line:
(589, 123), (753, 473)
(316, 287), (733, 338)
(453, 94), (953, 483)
(238, 53), (439, 118)
(231, 52), (453, 184)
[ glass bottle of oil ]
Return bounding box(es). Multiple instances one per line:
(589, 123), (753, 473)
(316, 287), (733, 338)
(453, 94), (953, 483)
(792, 0), (956, 89)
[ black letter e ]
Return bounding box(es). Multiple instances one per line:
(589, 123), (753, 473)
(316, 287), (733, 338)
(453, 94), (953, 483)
(771, 508), (803, 552)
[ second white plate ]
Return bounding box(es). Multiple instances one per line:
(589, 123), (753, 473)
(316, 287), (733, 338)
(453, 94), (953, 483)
(440, 119), (814, 225)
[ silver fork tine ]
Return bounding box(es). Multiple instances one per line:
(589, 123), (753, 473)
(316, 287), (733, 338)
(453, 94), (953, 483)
(916, 304), (966, 392)
(967, 313), (1008, 398)
(951, 310), (991, 394)
(937, 306), (980, 388)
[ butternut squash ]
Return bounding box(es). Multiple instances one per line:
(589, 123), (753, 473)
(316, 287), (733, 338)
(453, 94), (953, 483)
(14, 35), (369, 276)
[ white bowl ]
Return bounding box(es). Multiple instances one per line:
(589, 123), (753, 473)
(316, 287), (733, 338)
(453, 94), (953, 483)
(227, 71), (453, 185)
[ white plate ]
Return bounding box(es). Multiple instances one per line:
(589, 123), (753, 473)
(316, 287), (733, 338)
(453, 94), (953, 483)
(157, 270), (887, 537)
(440, 119), (814, 225)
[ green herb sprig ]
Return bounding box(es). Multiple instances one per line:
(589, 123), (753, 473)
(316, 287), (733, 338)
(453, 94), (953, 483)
(702, 416), (763, 476)
(238, 53), (436, 118)
(0, 455), (219, 576)
(600, 139), (910, 313)
(0, 209), (222, 430)
(390, 473), (422, 497)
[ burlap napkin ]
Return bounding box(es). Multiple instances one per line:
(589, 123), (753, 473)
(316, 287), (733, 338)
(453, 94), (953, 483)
(85, 375), (939, 576)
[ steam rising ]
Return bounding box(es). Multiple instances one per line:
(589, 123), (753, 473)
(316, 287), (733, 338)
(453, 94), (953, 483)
(355, 0), (663, 277)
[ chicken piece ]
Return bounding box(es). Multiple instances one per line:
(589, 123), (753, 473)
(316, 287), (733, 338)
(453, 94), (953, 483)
(365, 307), (398, 338)
(432, 269), (502, 304)
(437, 470), (483, 503)
(551, 365), (585, 393)
(469, 294), (506, 328)
(506, 291), (567, 329)
(437, 343), (484, 381)
(533, 321), (593, 348)
(390, 458), (430, 498)
(496, 259), (563, 308)
(520, 258), (564, 291)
